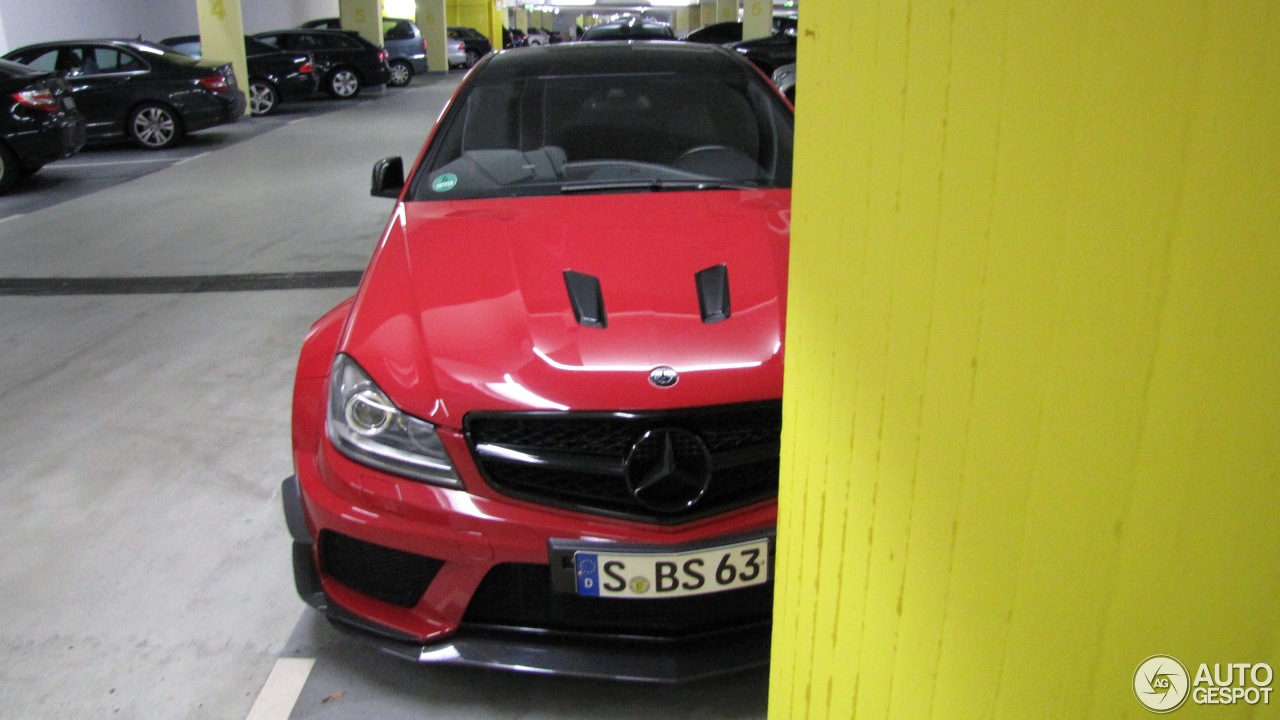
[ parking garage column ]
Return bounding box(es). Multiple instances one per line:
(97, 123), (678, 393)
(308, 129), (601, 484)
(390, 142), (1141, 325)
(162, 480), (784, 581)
(741, 0), (770, 40)
(195, 0), (249, 115)
(770, 2), (1280, 718)
(671, 8), (689, 37)
(697, 1), (715, 29)
(338, 0), (383, 48)
(418, 0), (447, 72)
(715, 0), (736, 24)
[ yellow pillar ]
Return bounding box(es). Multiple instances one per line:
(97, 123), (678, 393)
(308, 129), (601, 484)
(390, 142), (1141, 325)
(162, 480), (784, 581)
(672, 8), (690, 37)
(195, 0), (248, 115)
(515, 7), (528, 34)
(687, 5), (702, 31)
(338, 0), (383, 48)
(770, 2), (1280, 719)
(742, 0), (770, 40)
(418, 0), (447, 72)
(698, 0), (716, 29)
(715, 0), (736, 24)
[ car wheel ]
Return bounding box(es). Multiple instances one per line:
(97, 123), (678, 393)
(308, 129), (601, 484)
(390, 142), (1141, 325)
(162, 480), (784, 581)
(249, 79), (279, 115)
(128, 102), (183, 150)
(0, 144), (19, 195)
(464, 50), (479, 68)
(388, 60), (413, 87)
(326, 68), (361, 98)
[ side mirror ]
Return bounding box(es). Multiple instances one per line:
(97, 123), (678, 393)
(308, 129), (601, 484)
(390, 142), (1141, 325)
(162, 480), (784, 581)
(371, 156), (404, 198)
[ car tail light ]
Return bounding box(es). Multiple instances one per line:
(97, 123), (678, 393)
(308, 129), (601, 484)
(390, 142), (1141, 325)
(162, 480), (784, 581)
(198, 74), (231, 93)
(378, 49), (389, 63)
(300, 61), (314, 75)
(12, 88), (59, 113)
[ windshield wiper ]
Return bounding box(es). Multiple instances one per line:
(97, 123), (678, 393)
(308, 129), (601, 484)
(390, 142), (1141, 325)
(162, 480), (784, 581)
(560, 179), (759, 194)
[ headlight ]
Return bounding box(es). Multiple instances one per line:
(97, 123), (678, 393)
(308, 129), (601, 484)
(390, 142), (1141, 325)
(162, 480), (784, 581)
(326, 354), (461, 488)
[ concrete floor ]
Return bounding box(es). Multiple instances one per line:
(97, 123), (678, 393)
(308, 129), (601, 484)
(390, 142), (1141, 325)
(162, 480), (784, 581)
(0, 77), (770, 719)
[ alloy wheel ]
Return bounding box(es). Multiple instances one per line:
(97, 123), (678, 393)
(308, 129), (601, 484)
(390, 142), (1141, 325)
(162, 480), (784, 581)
(331, 70), (360, 98)
(131, 105), (177, 149)
(249, 81), (277, 115)
(388, 62), (411, 87)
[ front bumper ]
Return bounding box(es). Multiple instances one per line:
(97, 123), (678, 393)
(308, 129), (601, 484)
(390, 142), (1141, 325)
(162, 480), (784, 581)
(281, 473), (774, 682)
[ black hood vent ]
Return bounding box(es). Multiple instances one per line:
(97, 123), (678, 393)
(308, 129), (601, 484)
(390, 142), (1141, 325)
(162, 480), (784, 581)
(564, 270), (607, 328)
(695, 264), (731, 324)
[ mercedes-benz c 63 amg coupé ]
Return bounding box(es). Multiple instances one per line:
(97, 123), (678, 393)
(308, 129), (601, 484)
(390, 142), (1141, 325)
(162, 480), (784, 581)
(283, 40), (794, 682)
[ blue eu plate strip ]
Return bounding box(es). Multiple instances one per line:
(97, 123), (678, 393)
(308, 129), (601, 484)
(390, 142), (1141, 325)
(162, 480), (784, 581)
(574, 553), (600, 596)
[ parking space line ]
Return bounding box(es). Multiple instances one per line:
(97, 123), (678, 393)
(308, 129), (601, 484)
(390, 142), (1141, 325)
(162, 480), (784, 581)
(245, 657), (315, 720)
(175, 151), (211, 166)
(60, 158), (177, 168)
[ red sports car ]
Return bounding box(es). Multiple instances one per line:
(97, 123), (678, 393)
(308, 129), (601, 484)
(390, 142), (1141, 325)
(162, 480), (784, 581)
(283, 41), (794, 682)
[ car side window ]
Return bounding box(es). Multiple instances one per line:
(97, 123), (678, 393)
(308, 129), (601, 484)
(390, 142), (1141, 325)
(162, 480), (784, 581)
(19, 48), (60, 73)
(86, 48), (142, 74)
(256, 35), (282, 49)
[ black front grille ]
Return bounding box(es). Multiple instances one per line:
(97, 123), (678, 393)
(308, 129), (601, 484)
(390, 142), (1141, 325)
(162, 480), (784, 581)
(319, 531), (444, 608)
(461, 562), (773, 637)
(465, 401), (781, 523)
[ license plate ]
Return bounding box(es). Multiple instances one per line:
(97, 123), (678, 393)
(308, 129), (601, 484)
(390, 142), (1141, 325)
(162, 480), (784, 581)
(573, 537), (769, 599)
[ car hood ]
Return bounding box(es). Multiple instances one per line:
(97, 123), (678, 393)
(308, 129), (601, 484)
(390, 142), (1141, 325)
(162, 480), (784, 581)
(340, 190), (791, 428)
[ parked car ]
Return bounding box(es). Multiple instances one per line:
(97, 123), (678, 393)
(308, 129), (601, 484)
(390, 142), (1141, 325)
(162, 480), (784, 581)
(0, 58), (85, 193)
(2, 39), (245, 150)
(522, 27), (550, 46)
(771, 62), (795, 104)
(161, 35), (316, 116)
(730, 25), (797, 76)
(683, 16), (798, 45)
(300, 17), (427, 87)
(505, 27), (526, 48)
(283, 41), (794, 681)
(445, 37), (467, 69)
(254, 29), (390, 98)
(447, 26), (493, 68)
(580, 18), (676, 41)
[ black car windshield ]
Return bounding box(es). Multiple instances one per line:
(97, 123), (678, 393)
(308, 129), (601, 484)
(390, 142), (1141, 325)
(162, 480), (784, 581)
(410, 59), (792, 201)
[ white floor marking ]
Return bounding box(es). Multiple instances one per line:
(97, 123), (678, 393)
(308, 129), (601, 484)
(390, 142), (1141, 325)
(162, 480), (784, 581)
(244, 657), (316, 720)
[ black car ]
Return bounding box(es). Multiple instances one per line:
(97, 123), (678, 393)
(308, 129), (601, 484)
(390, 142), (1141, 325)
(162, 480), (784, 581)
(730, 26), (797, 76)
(579, 18), (676, 41)
(299, 17), (426, 87)
(254, 29), (390, 98)
(0, 58), (85, 193)
(684, 16), (798, 45)
(2, 39), (246, 150)
(161, 35), (317, 116)
(447, 26), (493, 68)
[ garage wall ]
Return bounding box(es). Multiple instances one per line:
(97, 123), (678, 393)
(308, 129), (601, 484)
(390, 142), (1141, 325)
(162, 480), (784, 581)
(0, 0), (337, 54)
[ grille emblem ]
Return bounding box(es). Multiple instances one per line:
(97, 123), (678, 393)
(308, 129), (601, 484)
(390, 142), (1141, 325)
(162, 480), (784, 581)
(623, 428), (712, 512)
(648, 366), (679, 388)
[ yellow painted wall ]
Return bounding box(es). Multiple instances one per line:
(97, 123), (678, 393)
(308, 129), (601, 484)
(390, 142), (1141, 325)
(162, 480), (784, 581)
(447, 0), (497, 49)
(770, 2), (1280, 719)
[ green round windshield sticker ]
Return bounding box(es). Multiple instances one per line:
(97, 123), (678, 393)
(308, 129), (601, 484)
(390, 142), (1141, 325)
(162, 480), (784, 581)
(431, 173), (458, 192)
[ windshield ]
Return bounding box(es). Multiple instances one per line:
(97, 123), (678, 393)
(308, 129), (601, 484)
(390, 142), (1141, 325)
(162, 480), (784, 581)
(410, 68), (793, 201)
